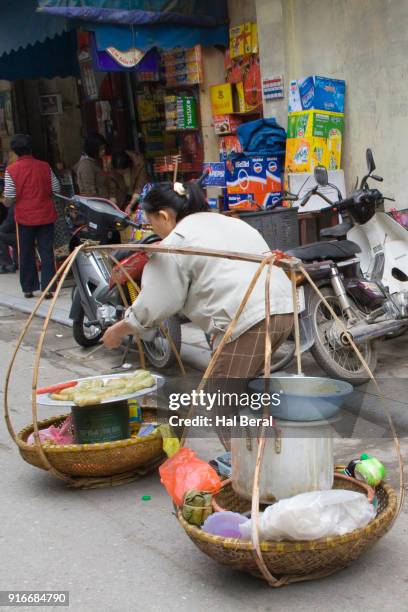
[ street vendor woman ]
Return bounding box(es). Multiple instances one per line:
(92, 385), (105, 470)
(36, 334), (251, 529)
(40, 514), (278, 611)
(103, 181), (294, 378)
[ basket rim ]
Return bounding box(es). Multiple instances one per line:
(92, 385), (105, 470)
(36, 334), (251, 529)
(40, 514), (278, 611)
(177, 482), (398, 552)
(17, 414), (161, 454)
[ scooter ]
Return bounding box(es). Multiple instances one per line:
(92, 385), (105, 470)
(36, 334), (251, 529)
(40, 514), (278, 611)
(335, 150), (408, 295)
(59, 194), (182, 369)
(273, 149), (408, 382)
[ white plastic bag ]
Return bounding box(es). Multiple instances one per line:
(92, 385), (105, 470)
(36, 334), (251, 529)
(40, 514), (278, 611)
(239, 489), (376, 541)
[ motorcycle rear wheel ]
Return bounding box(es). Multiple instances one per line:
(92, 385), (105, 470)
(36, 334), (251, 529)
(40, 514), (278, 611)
(310, 286), (377, 384)
(141, 316), (182, 370)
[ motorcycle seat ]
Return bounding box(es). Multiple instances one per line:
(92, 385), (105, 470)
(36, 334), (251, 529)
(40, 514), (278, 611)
(286, 240), (361, 261)
(112, 248), (133, 261)
(320, 221), (353, 239)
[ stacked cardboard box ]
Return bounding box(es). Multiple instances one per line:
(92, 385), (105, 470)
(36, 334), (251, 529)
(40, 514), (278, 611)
(163, 45), (203, 86)
(285, 76), (346, 173)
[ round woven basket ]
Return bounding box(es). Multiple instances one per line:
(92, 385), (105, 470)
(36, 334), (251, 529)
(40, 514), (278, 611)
(17, 415), (164, 479)
(177, 479), (398, 585)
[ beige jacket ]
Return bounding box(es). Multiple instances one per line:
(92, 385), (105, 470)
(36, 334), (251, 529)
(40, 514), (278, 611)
(125, 212), (293, 342)
(74, 156), (109, 198)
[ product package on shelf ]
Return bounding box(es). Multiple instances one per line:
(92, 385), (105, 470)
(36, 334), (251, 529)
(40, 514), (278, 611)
(210, 84), (234, 116)
(225, 154), (283, 209)
(164, 95), (198, 130)
(163, 45), (203, 86)
(287, 110), (344, 139)
(213, 114), (242, 135)
(229, 22), (258, 58)
(235, 81), (260, 113)
(288, 76), (346, 113)
(227, 193), (256, 209)
(219, 135), (243, 161)
(285, 136), (342, 173)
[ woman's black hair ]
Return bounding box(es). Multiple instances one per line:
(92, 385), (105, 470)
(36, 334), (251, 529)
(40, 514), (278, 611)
(83, 132), (107, 159)
(142, 181), (208, 221)
(112, 151), (132, 170)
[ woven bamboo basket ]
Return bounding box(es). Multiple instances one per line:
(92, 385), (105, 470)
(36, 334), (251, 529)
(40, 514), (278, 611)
(177, 479), (398, 585)
(17, 414), (164, 479)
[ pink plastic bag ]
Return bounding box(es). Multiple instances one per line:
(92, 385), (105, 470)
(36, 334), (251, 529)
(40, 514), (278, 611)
(27, 416), (74, 446)
(159, 448), (222, 506)
(390, 208), (408, 229)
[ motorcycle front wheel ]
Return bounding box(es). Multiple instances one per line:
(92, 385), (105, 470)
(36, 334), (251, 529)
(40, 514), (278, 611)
(141, 316), (182, 369)
(309, 286), (377, 384)
(72, 305), (103, 348)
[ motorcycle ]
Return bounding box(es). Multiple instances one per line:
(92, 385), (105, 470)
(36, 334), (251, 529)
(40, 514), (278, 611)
(60, 195), (182, 369)
(273, 149), (408, 382)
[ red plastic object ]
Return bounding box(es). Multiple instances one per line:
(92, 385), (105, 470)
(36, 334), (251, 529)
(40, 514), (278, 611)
(159, 448), (222, 506)
(36, 380), (78, 395)
(109, 251), (150, 289)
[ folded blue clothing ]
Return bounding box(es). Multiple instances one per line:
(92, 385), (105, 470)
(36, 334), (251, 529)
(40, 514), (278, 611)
(237, 118), (287, 156)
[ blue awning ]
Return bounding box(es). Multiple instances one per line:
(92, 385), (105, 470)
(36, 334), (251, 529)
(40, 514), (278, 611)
(37, 1), (228, 24)
(91, 22), (228, 52)
(37, 6), (218, 27)
(0, 0), (68, 57)
(37, 0), (228, 51)
(0, 31), (79, 81)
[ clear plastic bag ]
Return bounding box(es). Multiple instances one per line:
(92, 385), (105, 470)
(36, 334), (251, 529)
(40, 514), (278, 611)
(239, 489), (376, 541)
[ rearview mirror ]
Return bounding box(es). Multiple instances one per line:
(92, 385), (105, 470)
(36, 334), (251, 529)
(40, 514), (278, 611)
(366, 148), (376, 173)
(314, 165), (328, 187)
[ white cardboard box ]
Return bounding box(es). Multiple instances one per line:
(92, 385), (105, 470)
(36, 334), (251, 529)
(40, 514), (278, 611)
(288, 169), (347, 213)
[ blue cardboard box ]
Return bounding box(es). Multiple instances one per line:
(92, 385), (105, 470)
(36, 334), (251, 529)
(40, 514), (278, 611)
(202, 162), (226, 187)
(225, 155), (283, 209)
(289, 76), (346, 113)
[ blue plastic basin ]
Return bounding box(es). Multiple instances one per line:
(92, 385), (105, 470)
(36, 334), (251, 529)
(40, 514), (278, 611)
(248, 376), (353, 421)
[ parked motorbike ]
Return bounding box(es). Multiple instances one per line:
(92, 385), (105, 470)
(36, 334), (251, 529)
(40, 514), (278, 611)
(60, 194), (182, 369)
(274, 149), (408, 383)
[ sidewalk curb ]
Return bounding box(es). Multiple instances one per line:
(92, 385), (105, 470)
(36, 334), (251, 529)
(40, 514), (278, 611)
(0, 295), (72, 327)
(0, 295), (210, 371)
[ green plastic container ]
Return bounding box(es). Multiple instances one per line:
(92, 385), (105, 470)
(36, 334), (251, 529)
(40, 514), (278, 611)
(71, 400), (130, 444)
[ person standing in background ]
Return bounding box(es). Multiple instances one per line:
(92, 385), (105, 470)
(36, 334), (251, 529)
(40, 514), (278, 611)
(74, 133), (110, 198)
(109, 150), (149, 211)
(3, 134), (61, 298)
(0, 203), (17, 274)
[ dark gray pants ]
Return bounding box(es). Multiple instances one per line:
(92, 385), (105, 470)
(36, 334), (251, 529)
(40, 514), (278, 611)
(18, 223), (55, 293)
(0, 230), (17, 266)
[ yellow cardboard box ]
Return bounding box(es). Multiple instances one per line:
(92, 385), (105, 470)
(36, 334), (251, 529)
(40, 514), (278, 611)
(230, 22), (258, 58)
(235, 82), (259, 113)
(285, 137), (328, 173)
(210, 83), (234, 115)
(326, 135), (342, 170)
(285, 136), (342, 173)
(244, 22), (258, 54)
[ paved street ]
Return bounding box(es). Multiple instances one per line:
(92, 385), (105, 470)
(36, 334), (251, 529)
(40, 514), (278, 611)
(0, 285), (407, 611)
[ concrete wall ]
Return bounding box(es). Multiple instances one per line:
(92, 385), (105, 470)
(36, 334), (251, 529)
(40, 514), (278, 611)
(39, 77), (82, 168)
(227, 0), (256, 26)
(256, 0), (408, 205)
(199, 0), (257, 164)
(199, 47), (227, 162)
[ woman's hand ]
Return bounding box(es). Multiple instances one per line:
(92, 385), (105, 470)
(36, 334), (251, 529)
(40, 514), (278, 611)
(102, 320), (134, 349)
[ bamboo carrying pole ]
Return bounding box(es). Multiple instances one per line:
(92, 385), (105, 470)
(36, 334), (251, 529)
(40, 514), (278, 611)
(106, 253), (147, 371)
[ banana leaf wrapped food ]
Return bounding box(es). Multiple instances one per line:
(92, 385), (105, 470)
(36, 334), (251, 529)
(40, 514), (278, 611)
(182, 489), (213, 526)
(51, 370), (156, 406)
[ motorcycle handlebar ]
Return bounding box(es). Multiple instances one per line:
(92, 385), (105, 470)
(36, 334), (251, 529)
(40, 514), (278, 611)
(333, 196), (358, 211)
(299, 185), (318, 207)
